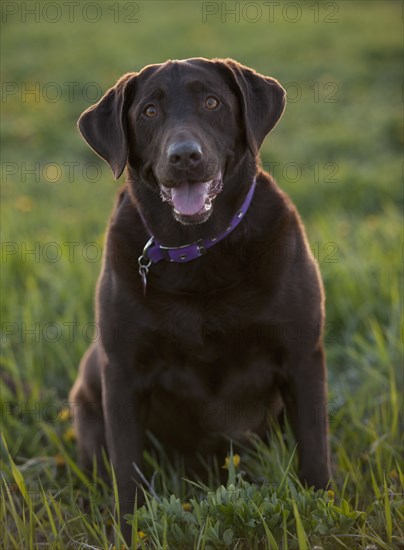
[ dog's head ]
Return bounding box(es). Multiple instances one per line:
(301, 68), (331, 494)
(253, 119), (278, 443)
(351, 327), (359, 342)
(78, 58), (285, 226)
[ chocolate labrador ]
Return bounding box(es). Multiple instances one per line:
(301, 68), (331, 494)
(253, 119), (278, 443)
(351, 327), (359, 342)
(70, 57), (331, 542)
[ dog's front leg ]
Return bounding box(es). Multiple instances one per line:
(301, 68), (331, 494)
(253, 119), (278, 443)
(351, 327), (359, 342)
(102, 360), (149, 544)
(281, 345), (331, 489)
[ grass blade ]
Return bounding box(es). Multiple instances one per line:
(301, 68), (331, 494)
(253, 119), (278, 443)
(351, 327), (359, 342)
(292, 501), (308, 550)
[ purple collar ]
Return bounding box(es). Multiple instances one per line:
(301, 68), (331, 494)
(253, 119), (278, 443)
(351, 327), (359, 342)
(138, 178), (256, 294)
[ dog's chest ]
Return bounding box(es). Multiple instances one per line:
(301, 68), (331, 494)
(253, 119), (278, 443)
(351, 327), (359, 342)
(162, 340), (271, 390)
(141, 331), (283, 438)
(137, 300), (282, 403)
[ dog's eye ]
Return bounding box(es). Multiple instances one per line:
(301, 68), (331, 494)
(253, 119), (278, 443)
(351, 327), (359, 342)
(205, 96), (219, 110)
(143, 104), (158, 118)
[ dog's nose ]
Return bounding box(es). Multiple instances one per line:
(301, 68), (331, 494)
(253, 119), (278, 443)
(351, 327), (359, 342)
(167, 141), (203, 168)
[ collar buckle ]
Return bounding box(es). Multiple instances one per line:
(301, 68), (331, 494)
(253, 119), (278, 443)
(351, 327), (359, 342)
(196, 238), (206, 256)
(138, 237), (154, 295)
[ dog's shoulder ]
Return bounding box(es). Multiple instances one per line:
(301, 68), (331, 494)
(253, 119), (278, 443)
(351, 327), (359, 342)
(253, 170), (302, 239)
(103, 185), (147, 270)
(108, 185), (142, 233)
(254, 170), (320, 283)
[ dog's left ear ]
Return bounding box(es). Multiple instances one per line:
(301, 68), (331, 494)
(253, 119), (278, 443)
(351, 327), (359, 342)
(219, 59), (286, 153)
(77, 73), (138, 179)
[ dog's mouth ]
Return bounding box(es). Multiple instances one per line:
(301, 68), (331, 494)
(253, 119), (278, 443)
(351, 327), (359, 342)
(159, 172), (223, 224)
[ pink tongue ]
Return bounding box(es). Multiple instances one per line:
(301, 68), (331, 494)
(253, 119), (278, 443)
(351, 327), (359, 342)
(171, 182), (209, 216)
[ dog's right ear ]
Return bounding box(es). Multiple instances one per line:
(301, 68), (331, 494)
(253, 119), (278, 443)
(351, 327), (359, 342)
(216, 59), (286, 155)
(77, 73), (137, 179)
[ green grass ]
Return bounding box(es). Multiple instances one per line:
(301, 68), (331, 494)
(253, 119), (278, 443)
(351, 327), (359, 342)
(1, 1), (402, 547)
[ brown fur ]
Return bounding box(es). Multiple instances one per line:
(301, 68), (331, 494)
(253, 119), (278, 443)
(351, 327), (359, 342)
(70, 58), (330, 544)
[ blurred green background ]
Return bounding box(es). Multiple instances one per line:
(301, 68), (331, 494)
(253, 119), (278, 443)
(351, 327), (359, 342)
(1, 0), (402, 546)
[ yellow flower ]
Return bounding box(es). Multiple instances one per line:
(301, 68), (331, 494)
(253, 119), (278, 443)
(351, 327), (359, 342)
(389, 469), (398, 480)
(138, 531), (147, 539)
(327, 490), (335, 499)
(222, 454), (241, 469)
(182, 502), (192, 511)
(43, 164), (61, 183)
(63, 427), (76, 442)
(55, 453), (65, 466)
(14, 196), (34, 212)
(58, 407), (71, 422)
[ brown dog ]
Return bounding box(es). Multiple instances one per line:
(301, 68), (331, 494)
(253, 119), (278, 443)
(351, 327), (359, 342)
(70, 57), (330, 542)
